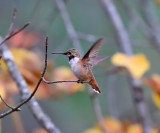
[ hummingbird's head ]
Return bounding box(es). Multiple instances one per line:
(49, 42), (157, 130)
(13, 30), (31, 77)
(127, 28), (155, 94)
(64, 48), (81, 59)
(52, 48), (81, 60)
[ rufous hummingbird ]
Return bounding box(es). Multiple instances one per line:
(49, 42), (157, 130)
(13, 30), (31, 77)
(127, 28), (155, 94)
(52, 38), (107, 93)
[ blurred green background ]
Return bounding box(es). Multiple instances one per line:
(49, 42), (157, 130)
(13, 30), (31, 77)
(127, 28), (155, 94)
(1, 0), (160, 133)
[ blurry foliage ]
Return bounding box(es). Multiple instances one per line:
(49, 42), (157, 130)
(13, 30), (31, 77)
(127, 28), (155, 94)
(83, 117), (159, 133)
(1, 0), (160, 133)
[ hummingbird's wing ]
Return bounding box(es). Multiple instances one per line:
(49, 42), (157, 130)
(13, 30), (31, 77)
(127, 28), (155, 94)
(82, 38), (106, 67)
(93, 56), (108, 66)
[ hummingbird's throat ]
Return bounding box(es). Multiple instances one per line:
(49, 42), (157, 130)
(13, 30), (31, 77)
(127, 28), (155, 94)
(69, 55), (75, 61)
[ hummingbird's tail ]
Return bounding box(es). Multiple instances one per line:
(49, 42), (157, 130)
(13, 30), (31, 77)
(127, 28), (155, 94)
(89, 79), (101, 93)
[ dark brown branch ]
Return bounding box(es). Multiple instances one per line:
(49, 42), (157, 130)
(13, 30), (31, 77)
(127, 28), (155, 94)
(0, 37), (61, 133)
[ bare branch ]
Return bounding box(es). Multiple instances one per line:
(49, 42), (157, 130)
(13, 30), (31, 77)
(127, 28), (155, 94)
(42, 77), (89, 84)
(55, 0), (83, 54)
(137, 0), (160, 53)
(0, 37), (61, 133)
(100, 0), (151, 133)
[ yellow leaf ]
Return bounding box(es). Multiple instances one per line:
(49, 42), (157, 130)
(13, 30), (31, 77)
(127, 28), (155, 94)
(83, 128), (102, 133)
(84, 117), (122, 133)
(152, 92), (160, 108)
(0, 48), (53, 99)
(111, 53), (150, 79)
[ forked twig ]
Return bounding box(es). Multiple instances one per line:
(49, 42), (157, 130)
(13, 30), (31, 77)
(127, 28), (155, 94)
(0, 95), (21, 111)
(0, 37), (48, 118)
(0, 36), (61, 133)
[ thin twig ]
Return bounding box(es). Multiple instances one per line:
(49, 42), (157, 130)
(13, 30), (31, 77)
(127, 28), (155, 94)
(0, 95), (21, 111)
(42, 77), (89, 84)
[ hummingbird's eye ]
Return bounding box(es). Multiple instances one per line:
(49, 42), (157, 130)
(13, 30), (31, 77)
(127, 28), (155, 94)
(68, 52), (71, 55)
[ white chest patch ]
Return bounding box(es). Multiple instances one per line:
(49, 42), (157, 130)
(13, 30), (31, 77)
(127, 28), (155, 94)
(69, 57), (79, 66)
(69, 57), (80, 77)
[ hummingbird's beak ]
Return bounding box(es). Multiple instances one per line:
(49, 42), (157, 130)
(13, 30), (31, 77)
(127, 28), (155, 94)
(51, 52), (65, 55)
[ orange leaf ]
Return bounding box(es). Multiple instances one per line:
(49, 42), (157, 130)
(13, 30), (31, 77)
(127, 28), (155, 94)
(126, 124), (142, 133)
(84, 117), (122, 133)
(152, 92), (160, 109)
(103, 117), (122, 132)
(142, 74), (160, 108)
(111, 53), (150, 79)
(143, 74), (160, 93)
(8, 30), (38, 48)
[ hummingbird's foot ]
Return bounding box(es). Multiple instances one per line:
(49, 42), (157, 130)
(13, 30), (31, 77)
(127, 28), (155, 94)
(77, 80), (84, 84)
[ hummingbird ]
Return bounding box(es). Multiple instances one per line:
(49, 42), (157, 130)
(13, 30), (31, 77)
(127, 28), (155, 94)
(52, 38), (107, 93)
